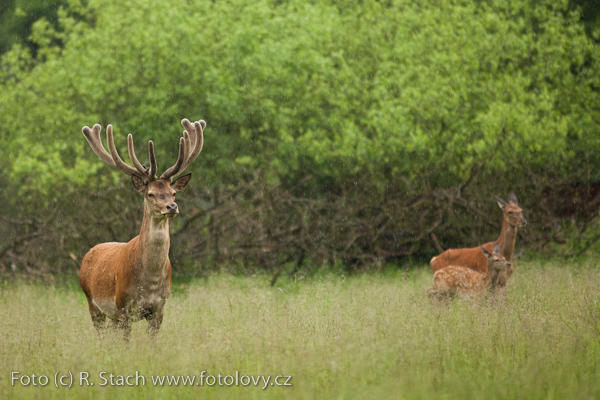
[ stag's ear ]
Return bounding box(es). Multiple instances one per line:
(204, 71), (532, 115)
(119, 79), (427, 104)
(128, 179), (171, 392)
(493, 243), (500, 254)
(131, 174), (146, 193)
(481, 246), (492, 258)
(172, 173), (192, 192)
(508, 191), (518, 205)
(495, 195), (506, 210)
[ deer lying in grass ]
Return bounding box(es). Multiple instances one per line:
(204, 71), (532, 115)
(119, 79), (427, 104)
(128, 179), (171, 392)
(430, 192), (526, 289)
(427, 244), (512, 300)
(79, 118), (206, 337)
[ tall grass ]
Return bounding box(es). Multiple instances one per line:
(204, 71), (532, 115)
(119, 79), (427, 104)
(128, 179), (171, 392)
(1, 260), (600, 399)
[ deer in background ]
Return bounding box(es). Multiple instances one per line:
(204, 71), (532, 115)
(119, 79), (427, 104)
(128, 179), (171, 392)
(79, 118), (206, 337)
(427, 244), (512, 300)
(430, 192), (526, 289)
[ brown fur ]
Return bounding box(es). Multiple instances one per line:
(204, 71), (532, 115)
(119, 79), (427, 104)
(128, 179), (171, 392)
(430, 192), (526, 288)
(427, 245), (511, 300)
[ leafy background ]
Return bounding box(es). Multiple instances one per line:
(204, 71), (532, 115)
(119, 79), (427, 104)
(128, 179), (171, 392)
(1, 0), (599, 281)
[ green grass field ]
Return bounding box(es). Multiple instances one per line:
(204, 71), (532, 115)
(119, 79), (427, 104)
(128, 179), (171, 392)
(1, 260), (600, 399)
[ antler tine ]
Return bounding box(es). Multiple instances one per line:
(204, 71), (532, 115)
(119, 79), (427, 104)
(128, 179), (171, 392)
(82, 124), (116, 167)
(160, 137), (186, 180)
(180, 120), (205, 172)
(148, 140), (157, 180)
(179, 120), (197, 170)
(106, 124), (142, 177)
(183, 130), (191, 165)
(181, 118), (198, 150)
(127, 134), (151, 178)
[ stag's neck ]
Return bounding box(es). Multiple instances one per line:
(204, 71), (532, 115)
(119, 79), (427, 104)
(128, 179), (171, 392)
(138, 211), (171, 272)
(497, 220), (517, 262)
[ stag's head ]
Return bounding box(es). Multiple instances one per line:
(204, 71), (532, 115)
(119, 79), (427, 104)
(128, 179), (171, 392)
(82, 119), (206, 219)
(481, 244), (512, 271)
(495, 192), (527, 228)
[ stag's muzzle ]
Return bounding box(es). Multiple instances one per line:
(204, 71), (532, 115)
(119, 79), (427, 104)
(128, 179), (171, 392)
(165, 202), (179, 215)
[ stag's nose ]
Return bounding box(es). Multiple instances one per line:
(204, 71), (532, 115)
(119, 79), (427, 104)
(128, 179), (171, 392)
(166, 202), (178, 213)
(521, 217), (527, 226)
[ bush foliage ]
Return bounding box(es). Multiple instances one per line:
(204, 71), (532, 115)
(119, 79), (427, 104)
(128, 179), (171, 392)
(1, 0), (599, 278)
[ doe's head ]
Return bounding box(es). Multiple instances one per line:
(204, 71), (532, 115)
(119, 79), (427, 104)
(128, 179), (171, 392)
(495, 192), (527, 227)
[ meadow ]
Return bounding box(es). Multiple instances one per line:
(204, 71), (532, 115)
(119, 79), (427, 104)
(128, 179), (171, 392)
(1, 260), (600, 399)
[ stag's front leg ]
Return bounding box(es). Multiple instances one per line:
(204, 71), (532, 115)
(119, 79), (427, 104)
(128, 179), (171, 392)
(116, 309), (132, 339)
(146, 310), (164, 338)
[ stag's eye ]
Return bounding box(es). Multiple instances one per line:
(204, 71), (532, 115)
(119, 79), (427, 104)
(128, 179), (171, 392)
(148, 193), (155, 198)
(508, 211), (513, 214)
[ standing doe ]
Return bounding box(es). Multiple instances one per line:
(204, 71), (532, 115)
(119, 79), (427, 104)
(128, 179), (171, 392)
(79, 118), (206, 337)
(430, 192), (526, 289)
(427, 244), (512, 300)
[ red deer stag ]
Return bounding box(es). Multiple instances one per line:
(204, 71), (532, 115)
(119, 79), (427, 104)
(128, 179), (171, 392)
(427, 244), (512, 300)
(79, 118), (206, 337)
(430, 192), (526, 289)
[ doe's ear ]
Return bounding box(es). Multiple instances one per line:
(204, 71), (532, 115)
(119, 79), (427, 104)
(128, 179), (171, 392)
(495, 195), (506, 210)
(172, 173), (192, 192)
(508, 191), (518, 205)
(131, 174), (146, 193)
(481, 246), (492, 258)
